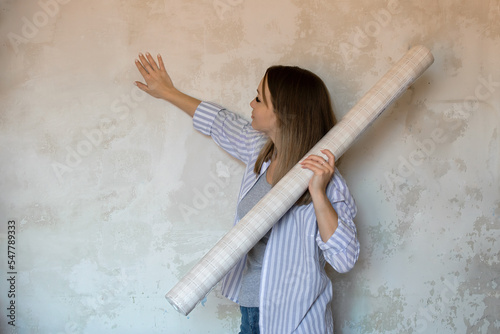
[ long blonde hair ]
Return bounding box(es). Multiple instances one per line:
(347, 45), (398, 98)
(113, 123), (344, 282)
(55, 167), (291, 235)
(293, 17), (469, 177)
(254, 66), (337, 206)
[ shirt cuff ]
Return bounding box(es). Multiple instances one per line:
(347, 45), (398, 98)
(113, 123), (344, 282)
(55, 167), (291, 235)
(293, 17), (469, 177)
(193, 101), (224, 135)
(316, 218), (356, 253)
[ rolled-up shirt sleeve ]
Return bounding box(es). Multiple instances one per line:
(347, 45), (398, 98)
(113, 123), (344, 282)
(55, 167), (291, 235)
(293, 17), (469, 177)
(193, 101), (264, 164)
(193, 101), (221, 135)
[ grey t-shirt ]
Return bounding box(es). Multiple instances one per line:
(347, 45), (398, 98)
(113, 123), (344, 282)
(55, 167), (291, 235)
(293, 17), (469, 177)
(236, 170), (272, 307)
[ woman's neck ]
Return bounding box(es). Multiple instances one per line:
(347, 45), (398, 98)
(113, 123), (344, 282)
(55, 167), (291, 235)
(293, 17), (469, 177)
(266, 158), (277, 184)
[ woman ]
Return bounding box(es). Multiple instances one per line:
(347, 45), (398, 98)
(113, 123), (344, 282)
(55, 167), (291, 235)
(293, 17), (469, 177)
(135, 52), (359, 334)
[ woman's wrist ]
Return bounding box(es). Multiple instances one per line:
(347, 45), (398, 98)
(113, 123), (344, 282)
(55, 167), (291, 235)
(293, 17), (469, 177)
(309, 188), (329, 204)
(161, 86), (180, 103)
(166, 89), (201, 118)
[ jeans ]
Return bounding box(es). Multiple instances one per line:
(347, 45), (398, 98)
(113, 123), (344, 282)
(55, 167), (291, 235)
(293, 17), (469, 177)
(238, 306), (260, 334)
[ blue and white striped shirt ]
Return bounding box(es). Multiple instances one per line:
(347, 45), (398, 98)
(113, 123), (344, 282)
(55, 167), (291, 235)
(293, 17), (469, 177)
(193, 101), (360, 334)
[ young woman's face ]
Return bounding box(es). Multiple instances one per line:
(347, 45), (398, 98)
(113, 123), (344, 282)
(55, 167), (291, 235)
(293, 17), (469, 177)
(250, 77), (278, 140)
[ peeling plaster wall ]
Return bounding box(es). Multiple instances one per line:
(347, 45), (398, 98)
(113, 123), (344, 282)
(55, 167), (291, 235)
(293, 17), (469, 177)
(0, 0), (499, 333)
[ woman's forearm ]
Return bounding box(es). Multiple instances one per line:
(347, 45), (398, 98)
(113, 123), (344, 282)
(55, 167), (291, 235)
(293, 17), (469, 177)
(310, 190), (339, 242)
(165, 88), (201, 118)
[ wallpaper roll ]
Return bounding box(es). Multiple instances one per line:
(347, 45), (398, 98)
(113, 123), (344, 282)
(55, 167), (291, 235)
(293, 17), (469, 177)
(166, 45), (434, 315)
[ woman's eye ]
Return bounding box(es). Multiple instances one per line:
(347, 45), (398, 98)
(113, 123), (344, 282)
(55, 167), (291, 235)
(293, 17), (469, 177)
(256, 96), (261, 103)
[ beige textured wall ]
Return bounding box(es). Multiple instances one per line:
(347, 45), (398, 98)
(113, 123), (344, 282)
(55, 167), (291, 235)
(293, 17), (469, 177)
(1, 0), (499, 333)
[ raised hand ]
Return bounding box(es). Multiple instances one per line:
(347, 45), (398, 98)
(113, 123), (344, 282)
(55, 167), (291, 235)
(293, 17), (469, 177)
(300, 149), (339, 242)
(135, 52), (175, 100)
(134, 52), (201, 117)
(299, 149), (336, 197)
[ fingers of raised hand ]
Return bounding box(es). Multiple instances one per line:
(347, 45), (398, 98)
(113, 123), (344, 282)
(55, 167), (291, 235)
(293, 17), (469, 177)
(136, 52), (159, 74)
(300, 158), (328, 175)
(300, 154), (333, 193)
(157, 54), (166, 71)
(300, 150), (336, 174)
(320, 149), (335, 168)
(300, 155), (327, 168)
(145, 52), (160, 71)
(135, 57), (148, 77)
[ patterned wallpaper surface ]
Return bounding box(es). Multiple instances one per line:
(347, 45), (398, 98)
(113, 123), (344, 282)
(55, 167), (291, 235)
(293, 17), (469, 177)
(1, 0), (499, 333)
